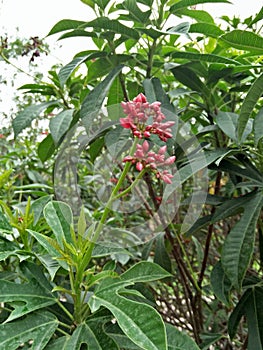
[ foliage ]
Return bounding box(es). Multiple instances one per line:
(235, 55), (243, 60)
(1, 0), (263, 349)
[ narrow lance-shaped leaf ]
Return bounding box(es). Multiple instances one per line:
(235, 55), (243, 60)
(44, 201), (74, 247)
(58, 52), (106, 86)
(228, 286), (263, 349)
(47, 19), (86, 36)
(254, 107), (263, 147)
(80, 65), (124, 129)
(0, 311), (58, 350)
(220, 30), (263, 53)
(221, 191), (263, 288)
(237, 73), (263, 141)
(189, 22), (224, 38)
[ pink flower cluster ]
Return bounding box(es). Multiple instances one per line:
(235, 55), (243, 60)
(123, 140), (175, 184)
(120, 93), (176, 184)
(120, 93), (175, 142)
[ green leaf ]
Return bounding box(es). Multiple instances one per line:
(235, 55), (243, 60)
(143, 77), (175, 113)
(154, 234), (172, 273)
(27, 229), (69, 270)
(30, 195), (53, 225)
(189, 22), (224, 38)
(228, 288), (251, 339)
(175, 8), (214, 24)
(170, 65), (209, 95)
(0, 211), (12, 233)
(166, 323), (200, 350)
(37, 254), (61, 281)
(249, 6), (263, 26)
(163, 148), (229, 202)
(12, 101), (59, 137)
(89, 262), (170, 349)
(47, 19), (86, 36)
(45, 336), (70, 350)
(0, 278), (56, 322)
(120, 0), (151, 23)
(0, 237), (20, 261)
(63, 322), (118, 350)
(37, 134), (56, 162)
(50, 109), (74, 145)
(84, 17), (139, 40)
(169, 51), (240, 65)
(44, 201), (74, 247)
(170, 0), (230, 12)
(245, 287), (263, 350)
(120, 261), (171, 284)
(254, 107), (263, 147)
(210, 261), (232, 306)
(220, 30), (263, 53)
(0, 311), (58, 350)
(136, 22), (190, 40)
(90, 293), (167, 350)
(229, 286), (263, 349)
(221, 191), (263, 288)
(216, 111), (253, 143)
(58, 53), (105, 86)
(80, 65), (124, 128)
(237, 73), (263, 141)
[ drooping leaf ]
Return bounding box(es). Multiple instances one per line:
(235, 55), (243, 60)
(44, 201), (74, 247)
(47, 19), (86, 36)
(189, 22), (224, 38)
(0, 277), (56, 322)
(50, 109), (74, 145)
(0, 311), (58, 350)
(12, 101), (59, 137)
(58, 52), (105, 86)
(37, 134), (56, 162)
(229, 286), (263, 349)
(80, 65), (124, 129)
(221, 191), (263, 288)
(210, 261), (232, 306)
(237, 73), (263, 141)
(254, 107), (263, 147)
(220, 30), (263, 53)
(154, 234), (172, 273)
(170, 65), (209, 95)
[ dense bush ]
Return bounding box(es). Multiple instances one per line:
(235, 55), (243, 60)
(0, 1), (263, 349)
